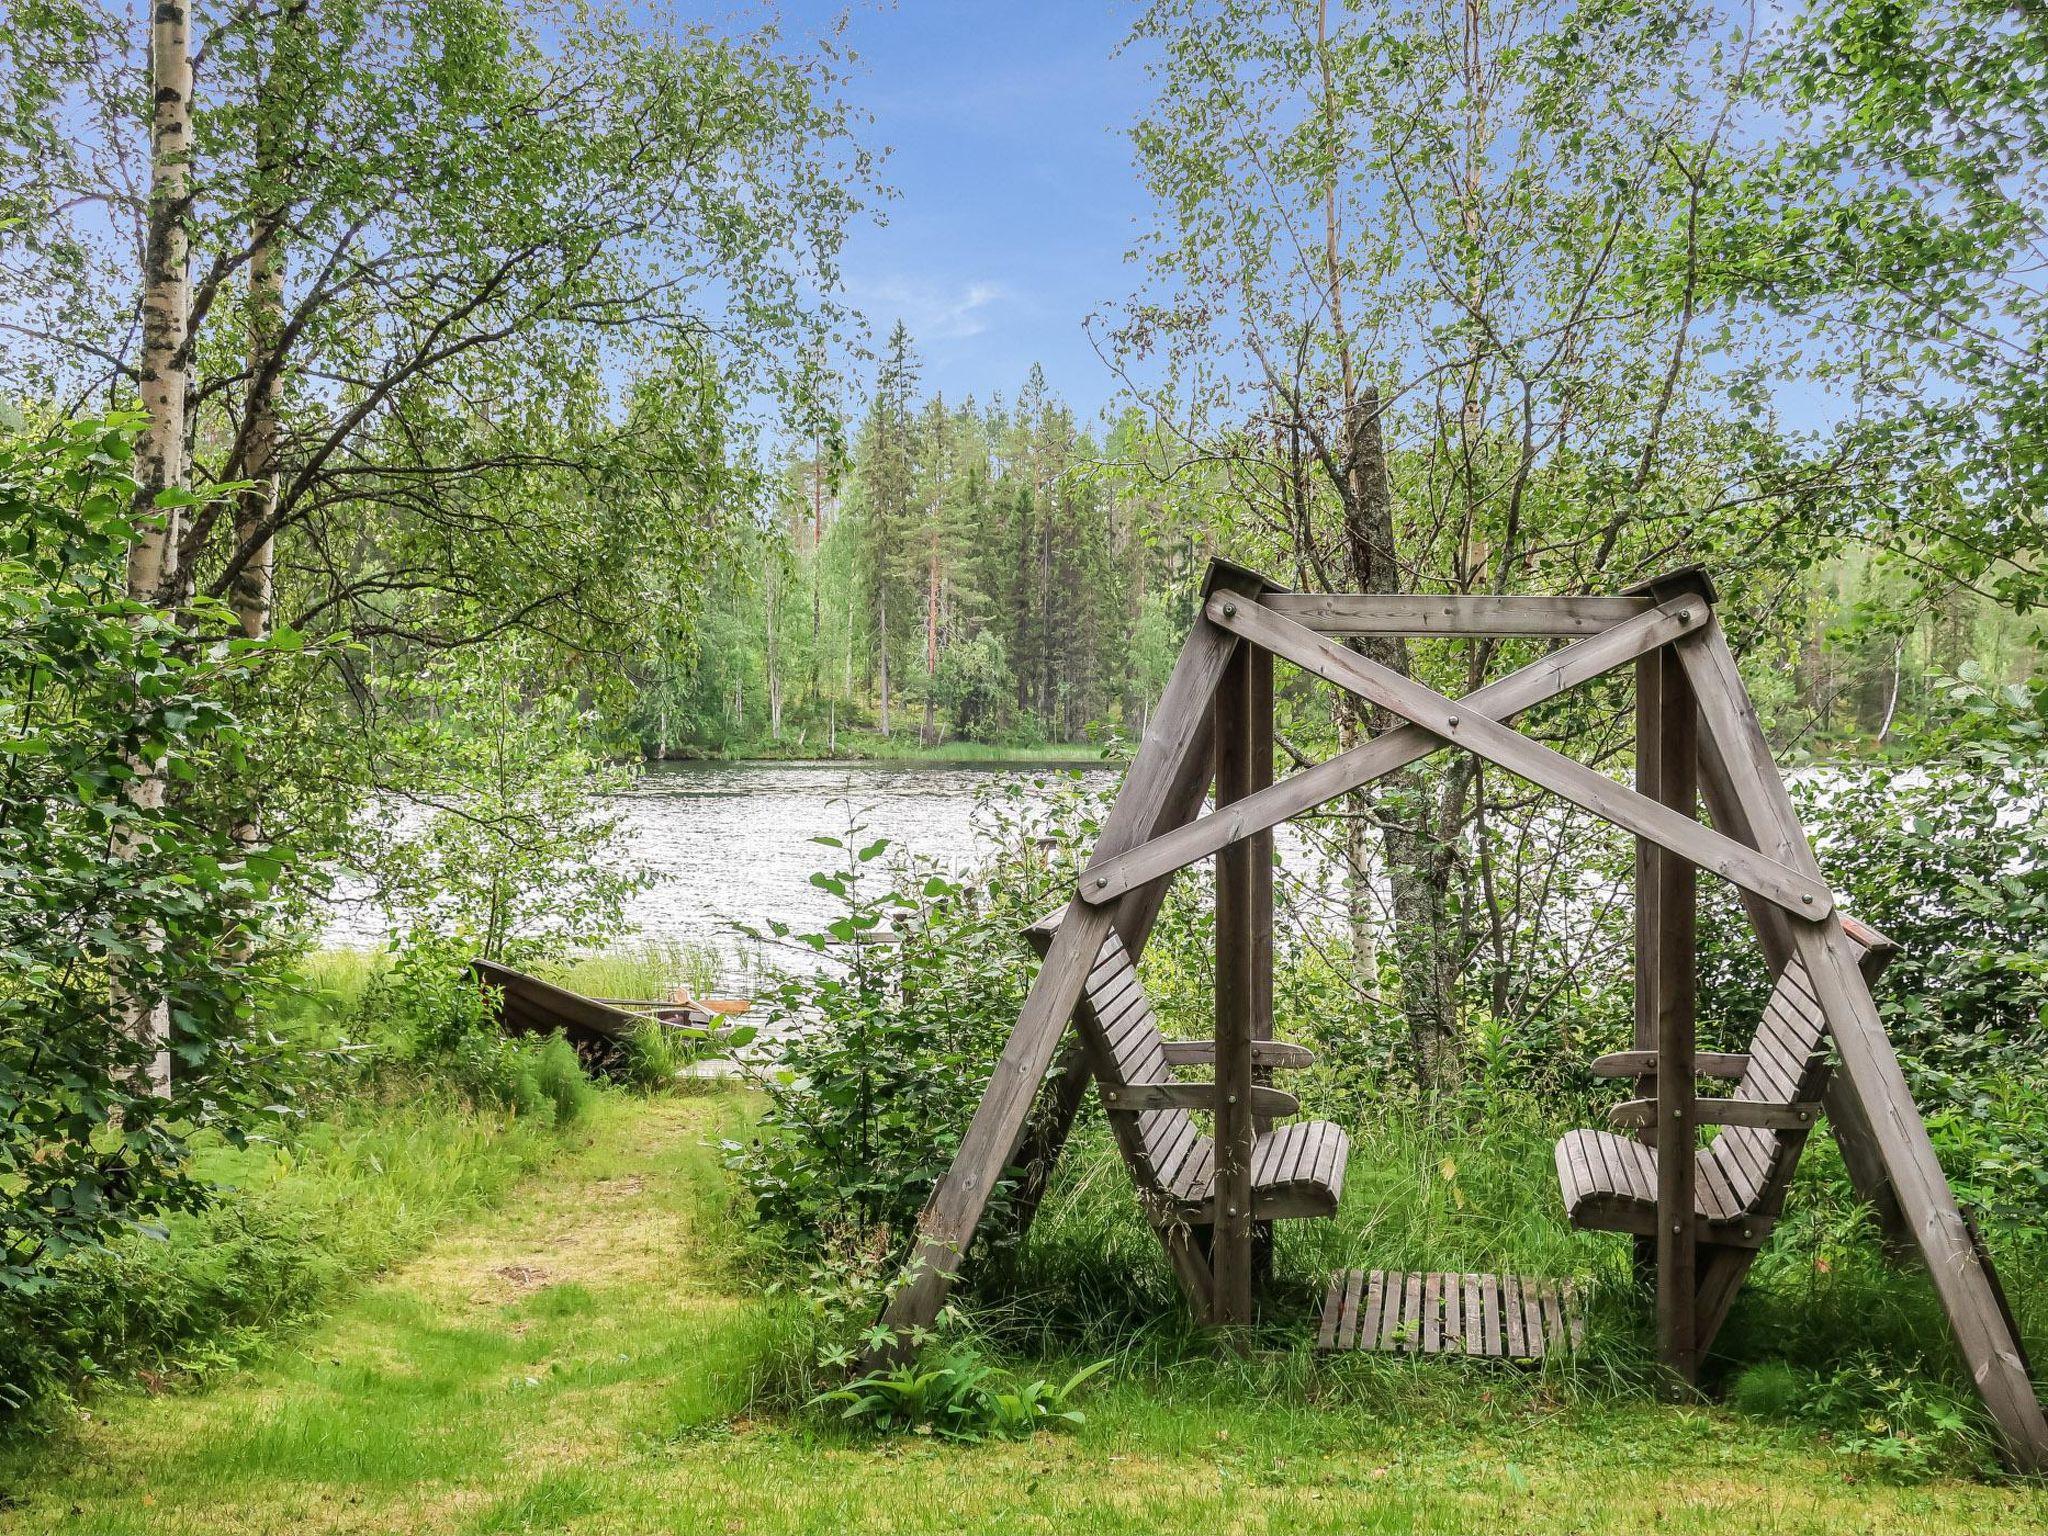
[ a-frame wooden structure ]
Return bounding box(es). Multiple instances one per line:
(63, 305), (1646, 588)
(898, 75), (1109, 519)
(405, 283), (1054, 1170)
(875, 559), (2048, 1471)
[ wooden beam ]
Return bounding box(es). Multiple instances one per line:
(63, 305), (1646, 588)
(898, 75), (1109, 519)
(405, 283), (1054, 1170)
(1098, 1082), (1300, 1118)
(1675, 620), (2048, 1472)
(1263, 591), (1653, 636)
(1162, 1039), (1315, 1069)
(1634, 652), (1664, 1120)
(1249, 643), (1275, 1139)
(1207, 595), (1833, 919)
(1689, 636), (1909, 1251)
(872, 571), (1254, 1356)
(1590, 1050), (1748, 1080)
(1611, 1098), (1820, 1132)
(1211, 642), (1256, 1328)
(1653, 646), (1699, 1389)
(1083, 598), (1702, 904)
(999, 712), (1217, 1249)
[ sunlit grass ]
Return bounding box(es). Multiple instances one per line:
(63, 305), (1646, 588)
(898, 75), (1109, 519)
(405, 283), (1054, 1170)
(7, 1092), (2044, 1534)
(551, 938), (720, 1003)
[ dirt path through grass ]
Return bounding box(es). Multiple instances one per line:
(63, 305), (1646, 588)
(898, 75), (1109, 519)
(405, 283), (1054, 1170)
(5, 1092), (2045, 1535)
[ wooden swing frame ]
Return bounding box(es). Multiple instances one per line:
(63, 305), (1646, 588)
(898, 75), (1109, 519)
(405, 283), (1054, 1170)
(871, 559), (2048, 1472)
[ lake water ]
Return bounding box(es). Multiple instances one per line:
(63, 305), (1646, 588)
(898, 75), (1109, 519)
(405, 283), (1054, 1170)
(614, 759), (1119, 989)
(320, 755), (1363, 992)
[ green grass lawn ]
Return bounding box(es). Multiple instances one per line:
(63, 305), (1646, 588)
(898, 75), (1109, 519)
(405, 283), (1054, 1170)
(6, 1091), (2045, 1535)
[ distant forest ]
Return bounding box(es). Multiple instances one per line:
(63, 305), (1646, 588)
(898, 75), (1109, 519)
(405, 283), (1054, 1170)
(630, 322), (2041, 761)
(633, 323), (1206, 756)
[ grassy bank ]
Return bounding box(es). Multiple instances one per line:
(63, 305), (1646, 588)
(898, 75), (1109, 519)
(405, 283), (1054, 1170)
(7, 1091), (2046, 1533)
(0, 1077), (576, 1425)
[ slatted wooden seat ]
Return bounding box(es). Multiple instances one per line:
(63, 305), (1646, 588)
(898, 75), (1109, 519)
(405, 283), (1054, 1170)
(1032, 918), (1349, 1225)
(1555, 947), (1846, 1246)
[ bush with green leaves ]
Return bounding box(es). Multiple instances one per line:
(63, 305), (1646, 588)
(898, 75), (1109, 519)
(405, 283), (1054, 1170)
(728, 778), (1110, 1254)
(350, 634), (650, 967)
(1707, 669), (2048, 1235)
(810, 1346), (1110, 1442)
(354, 933), (595, 1125)
(0, 414), (298, 1293)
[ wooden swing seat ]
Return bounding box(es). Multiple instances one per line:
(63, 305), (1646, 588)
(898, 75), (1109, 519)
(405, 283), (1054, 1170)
(1557, 931), (1882, 1246)
(1030, 916), (1349, 1224)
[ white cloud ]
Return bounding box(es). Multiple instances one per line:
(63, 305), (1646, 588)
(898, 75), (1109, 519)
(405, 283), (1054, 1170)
(855, 276), (1009, 341)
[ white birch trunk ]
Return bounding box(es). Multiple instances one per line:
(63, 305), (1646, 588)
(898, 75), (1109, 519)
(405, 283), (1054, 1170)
(119, 0), (195, 1096)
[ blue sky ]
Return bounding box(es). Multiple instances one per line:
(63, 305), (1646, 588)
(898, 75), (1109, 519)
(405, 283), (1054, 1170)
(777, 2), (1156, 418)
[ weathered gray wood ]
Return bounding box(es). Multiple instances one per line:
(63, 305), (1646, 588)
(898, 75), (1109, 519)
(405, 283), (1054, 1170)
(1099, 1082), (1301, 1118)
(1084, 597), (1701, 903)
(1361, 1269), (1387, 1349)
(1263, 591), (1652, 637)
(1207, 595), (1833, 918)
(1249, 643), (1275, 1141)
(1653, 646), (1700, 1389)
(873, 572), (1253, 1356)
(1161, 1039), (1315, 1069)
(1591, 1050), (1748, 1079)
(1677, 619), (2048, 1472)
(1633, 651), (1664, 1129)
(1694, 688), (1911, 1251)
(1610, 1098), (1821, 1132)
(1211, 641), (1256, 1328)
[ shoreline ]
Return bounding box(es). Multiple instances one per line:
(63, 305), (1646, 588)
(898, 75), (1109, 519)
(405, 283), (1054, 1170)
(642, 744), (1128, 769)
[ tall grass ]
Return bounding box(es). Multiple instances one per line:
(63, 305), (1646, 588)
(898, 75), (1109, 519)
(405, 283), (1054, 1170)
(0, 1078), (570, 1422)
(976, 1089), (2038, 1467)
(551, 938), (720, 1002)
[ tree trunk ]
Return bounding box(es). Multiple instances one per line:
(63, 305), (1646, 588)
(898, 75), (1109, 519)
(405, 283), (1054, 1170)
(810, 438), (824, 707)
(117, 0), (194, 1097)
(766, 566), (783, 740)
(131, 0), (191, 603)
(1340, 385), (1462, 1093)
(876, 582), (890, 737)
(922, 547), (939, 745)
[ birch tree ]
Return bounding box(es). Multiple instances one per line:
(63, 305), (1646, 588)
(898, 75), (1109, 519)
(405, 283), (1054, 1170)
(1111, 0), (1854, 1089)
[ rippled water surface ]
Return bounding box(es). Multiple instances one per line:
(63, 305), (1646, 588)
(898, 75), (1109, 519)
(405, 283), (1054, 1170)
(609, 759), (1115, 988)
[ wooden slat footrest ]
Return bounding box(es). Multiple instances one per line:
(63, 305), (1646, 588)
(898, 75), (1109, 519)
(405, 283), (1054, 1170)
(1315, 1268), (1585, 1359)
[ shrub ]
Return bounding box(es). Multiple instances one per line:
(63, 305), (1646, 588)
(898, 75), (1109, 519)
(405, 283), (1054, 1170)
(727, 780), (1110, 1256)
(0, 414), (303, 1294)
(811, 1343), (1110, 1442)
(357, 932), (594, 1124)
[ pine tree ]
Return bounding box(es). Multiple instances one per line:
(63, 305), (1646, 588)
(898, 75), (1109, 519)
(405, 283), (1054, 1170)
(855, 322), (921, 735)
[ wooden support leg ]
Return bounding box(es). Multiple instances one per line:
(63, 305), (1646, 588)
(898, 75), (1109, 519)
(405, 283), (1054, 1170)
(871, 578), (1252, 1360)
(1652, 645), (1700, 1390)
(1678, 616), (2048, 1471)
(1697, 727), (1912, 1254)
(1249, 645), (1275, 1141)
(1000, 714), (1218, 1251)
(1633, 652), (1663, 1130)
(1212, 641), (1257, 1329)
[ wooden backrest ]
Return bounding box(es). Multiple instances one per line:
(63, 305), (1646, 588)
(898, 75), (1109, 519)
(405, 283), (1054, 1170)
(1704, 923), (1896, 1220)
(1027, 917), (1205, 1205)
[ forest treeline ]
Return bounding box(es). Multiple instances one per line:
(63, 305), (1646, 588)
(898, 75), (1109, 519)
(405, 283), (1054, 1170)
(636, 328), (1196, 757)
(636, 332), (2043, 760)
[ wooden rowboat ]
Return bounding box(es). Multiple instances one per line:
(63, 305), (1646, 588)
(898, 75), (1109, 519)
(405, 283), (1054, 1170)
(469, 959), (719, 1057)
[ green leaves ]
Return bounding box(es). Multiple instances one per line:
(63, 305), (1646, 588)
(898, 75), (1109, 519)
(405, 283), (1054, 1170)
(0, 416), (302, 1291)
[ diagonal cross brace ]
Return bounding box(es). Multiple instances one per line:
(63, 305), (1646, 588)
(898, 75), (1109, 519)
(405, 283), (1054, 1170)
(1083, 596), (1704, 903)
(1205, 594), (1833, 921)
